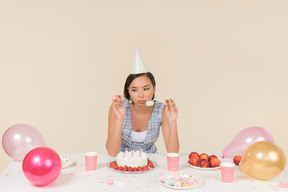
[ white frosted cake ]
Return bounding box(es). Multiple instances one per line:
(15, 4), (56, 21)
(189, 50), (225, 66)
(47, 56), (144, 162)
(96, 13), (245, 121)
(116, 151), (148, 168)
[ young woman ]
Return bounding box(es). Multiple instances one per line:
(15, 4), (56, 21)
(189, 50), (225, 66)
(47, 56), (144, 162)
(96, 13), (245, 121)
(106, 49), (179, 156)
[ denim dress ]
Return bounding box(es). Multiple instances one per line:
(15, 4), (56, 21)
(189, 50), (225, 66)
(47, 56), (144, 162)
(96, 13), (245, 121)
(119, 99), (164, 153)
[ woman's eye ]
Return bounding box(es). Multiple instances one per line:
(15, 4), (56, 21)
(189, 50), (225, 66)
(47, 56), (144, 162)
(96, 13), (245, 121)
(131, 89), (137, 92)
(144, 88), (150, 91)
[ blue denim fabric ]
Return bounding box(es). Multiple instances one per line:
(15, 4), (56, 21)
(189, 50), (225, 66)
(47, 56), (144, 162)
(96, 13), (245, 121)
(120, 99), (164, 153)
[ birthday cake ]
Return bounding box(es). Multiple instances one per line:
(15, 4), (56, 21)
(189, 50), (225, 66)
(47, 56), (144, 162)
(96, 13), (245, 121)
(116, 150), (148, 168)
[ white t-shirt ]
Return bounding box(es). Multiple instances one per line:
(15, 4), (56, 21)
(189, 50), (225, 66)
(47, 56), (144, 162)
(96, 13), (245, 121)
(131, 130), (147, 143)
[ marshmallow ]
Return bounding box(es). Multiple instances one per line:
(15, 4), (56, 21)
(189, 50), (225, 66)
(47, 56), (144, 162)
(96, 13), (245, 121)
(146, 100), (154, 106)
(159, 176), (167, 183)
(167, 180), (176, 186)
(112, 95), (118, 101)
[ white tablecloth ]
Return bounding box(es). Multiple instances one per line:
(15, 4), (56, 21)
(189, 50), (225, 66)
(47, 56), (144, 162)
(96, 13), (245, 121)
(0, 153), (287, 192)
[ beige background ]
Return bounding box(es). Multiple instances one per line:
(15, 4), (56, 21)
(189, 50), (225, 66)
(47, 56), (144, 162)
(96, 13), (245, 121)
(1, 0), (288, 174)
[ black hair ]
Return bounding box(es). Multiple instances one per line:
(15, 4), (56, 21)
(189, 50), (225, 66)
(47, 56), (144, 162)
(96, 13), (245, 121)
(123, 72), (156, 101)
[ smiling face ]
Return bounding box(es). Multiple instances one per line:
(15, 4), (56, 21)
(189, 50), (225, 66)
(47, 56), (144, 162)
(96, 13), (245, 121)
(128, 75), (155, 106)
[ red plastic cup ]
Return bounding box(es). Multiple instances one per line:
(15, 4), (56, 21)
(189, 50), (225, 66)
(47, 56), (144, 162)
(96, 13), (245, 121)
(85, 152), (98, 171)
(167, 153), (180, 172)
(221, 162), (235, 183)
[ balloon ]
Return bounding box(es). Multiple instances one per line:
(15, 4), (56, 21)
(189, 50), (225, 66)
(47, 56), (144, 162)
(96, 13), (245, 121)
(222, 127), (274, 159)
(22, 147), (62, 186)
(239, 141), (286, 180)
(2, 124), (47, 161)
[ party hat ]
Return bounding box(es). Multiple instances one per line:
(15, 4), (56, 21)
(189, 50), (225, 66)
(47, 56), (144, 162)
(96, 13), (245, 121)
(131, 48), (149, 74)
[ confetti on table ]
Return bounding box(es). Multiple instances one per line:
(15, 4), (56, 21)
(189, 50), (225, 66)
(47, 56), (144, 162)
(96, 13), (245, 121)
(108, 178), (114, 185)
(146, 185), (152, 188)
(269, 185), (274, 187)
(278, 181), (288, 188)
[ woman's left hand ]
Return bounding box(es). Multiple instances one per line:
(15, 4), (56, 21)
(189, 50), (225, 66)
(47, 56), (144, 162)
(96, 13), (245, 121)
(164, 99), (178, 124)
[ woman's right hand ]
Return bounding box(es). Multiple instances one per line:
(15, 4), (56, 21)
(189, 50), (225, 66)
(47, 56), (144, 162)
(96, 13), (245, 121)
(112, 95), (126, 121)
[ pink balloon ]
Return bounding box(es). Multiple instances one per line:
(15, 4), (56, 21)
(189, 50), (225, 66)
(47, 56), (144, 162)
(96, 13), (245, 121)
(222, 127), (274, 159)
(22, 147), (62, 186)
(2, 124), (47, 161)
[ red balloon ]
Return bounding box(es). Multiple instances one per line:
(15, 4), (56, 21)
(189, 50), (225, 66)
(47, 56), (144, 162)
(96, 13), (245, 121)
(22, 147), (62, 186)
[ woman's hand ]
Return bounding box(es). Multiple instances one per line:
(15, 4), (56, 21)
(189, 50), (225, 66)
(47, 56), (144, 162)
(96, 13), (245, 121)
(107, 95), (126, 156)
(161, 98), (179, 153)
(112, 95), (126, 121)
(164, 98), (178, 125)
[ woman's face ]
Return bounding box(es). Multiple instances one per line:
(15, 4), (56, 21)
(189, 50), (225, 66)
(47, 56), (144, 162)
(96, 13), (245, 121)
(128, 75), (155, 106)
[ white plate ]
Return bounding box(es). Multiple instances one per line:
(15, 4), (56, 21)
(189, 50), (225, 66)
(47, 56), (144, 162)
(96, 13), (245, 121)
(107, 160), (158, 174)
(187, 162), (220, 170)
(160, 173), (202, 190)
(61, 156), (73, 169)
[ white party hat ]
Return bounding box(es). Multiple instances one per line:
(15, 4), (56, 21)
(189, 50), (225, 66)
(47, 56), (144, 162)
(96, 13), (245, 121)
(131, 48), (149, 74)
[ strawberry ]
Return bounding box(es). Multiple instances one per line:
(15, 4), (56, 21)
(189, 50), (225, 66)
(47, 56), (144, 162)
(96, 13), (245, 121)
(123, 166), (128, 172)
(143, 166), (149, 171)
(132, 167), (137, 172)
(148, 160), (155, 168)
(118, 166), (123, 171)
(137, 167), (143, 172)
(112, 165), (118, 170)
(110, 161), (116, 168)
(128, 167), (133, 172)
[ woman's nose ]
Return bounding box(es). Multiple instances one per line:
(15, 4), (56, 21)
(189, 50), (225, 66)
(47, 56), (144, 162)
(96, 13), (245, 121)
(138, 90), (144, 97)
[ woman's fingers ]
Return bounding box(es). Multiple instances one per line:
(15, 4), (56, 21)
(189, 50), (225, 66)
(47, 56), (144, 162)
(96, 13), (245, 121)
(112, 102), (119, 111)
(165, 99), (170, 111)
(112, 95), (124, 108)
(165, 99), (177, 110)
(119, 98), (124, 106)
(112, 95), (122, 102)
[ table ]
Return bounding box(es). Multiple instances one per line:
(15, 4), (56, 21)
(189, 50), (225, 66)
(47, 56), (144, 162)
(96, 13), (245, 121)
(0, 153), (287, 192)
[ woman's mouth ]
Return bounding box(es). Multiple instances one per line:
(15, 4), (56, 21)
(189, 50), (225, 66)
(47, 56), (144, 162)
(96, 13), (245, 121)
(138, 100), (146, 104)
